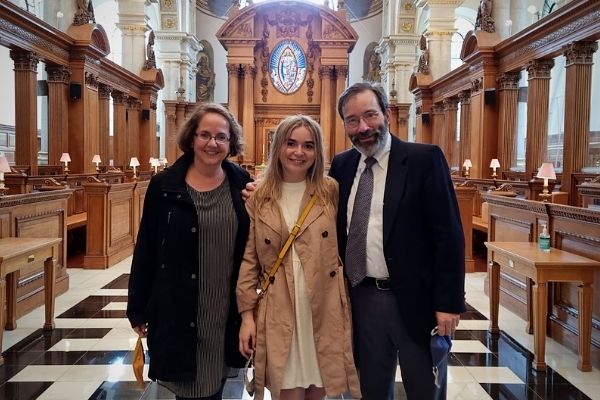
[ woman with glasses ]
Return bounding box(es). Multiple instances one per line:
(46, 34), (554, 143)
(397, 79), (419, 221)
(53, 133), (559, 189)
(236, 115), (361, 400)
(127, 103), (251, 400)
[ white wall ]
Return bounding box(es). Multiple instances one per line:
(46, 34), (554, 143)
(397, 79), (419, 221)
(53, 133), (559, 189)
(349, 14), (382, 86)
(0, 46), (15, 126)
(195, 11), (228, 103)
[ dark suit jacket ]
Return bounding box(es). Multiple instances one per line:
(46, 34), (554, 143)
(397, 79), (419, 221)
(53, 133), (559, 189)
(329, 135), (466, 346)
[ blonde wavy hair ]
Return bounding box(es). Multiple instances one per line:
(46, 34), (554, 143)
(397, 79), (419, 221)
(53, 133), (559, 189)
(254, 115), (332, 209)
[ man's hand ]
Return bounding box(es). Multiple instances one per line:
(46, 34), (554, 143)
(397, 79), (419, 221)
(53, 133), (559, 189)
(241, 181), (258, 202)
(435, 312), (460, 336)
(133, 323), (148, 338)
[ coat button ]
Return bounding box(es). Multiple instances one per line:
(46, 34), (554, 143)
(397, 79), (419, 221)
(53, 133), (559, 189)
(190, 322), (195, 328)
(330, 270), (336, 277)
(191, 227), (197, 233)
(265, 238), (271, 244)
(160, 264), (165, 269)
(191, 273), (197, 279)
(163, 193), (167, 197)
(176, 194), (181, 199)
(322, 231), (328, 238)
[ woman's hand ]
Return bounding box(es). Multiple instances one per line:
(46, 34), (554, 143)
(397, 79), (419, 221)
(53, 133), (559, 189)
(133, 323), (148, 338)
(239, 311), (256, 358)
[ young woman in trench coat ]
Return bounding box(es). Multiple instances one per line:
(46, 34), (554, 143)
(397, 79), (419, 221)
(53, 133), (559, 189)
(236, 115), (361, 400)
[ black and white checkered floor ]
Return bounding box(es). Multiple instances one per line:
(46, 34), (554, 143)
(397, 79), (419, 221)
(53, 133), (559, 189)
(1, 259), (599, 399)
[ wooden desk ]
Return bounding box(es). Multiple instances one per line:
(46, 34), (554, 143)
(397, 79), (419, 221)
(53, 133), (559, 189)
(0, 237), (62, 365)
(485, 241), (600, 372)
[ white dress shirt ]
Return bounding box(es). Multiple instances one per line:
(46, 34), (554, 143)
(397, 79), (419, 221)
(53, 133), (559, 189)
(346, 132), (391, 279)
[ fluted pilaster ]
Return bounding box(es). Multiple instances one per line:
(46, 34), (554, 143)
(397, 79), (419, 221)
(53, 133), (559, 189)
(10, 50), (39, 174)
(126, 98), (142, 165)
(431, 103), (445, 150)
(227, 63), (240, 120)
(240, 64), (256, 163)
(458, 90), (471, 165)
(525, 59), (554, 178)
(319, 65), (335, 160)
(98, 84), (112, 165)
(112, 91), (128, 167)
(334, 65), (349, 154)
(164, 101), (178, 165)
(562, 41), (598, 200)
(443, 97), (458, 167)
(497, 72), (520, 175)
(46, 65), (71, 165)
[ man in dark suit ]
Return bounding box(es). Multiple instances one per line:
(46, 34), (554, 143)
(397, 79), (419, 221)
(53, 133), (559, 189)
(329, 82), (465, 400)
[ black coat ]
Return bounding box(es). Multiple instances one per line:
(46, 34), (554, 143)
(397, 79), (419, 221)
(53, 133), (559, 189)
(329, 136), (466, 347)
(127, 153), (251, 381)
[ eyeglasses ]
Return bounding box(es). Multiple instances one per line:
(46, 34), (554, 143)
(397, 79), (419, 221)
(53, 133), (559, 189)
(343, 111), (381, 128)
(194, 132), (230, 145)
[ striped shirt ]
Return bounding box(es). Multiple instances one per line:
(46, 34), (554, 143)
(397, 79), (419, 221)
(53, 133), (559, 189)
(160, 178), (237, 397)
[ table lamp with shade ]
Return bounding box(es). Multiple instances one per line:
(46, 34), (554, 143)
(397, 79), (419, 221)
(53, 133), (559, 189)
(129, 157), (140, 179)
(161, 158), (169, 168)
(490, 159), (501, 179)
(0, 154), (11, 196)
(92, 154), (102, 172)
(151, 158), (161, 174)
(536, 162), (556, 202)
(60, 153), (71, 173)
(463, 159), (473, 178)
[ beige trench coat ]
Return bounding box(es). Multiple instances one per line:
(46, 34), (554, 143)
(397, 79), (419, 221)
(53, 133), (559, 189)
(236, 178), (361, 399)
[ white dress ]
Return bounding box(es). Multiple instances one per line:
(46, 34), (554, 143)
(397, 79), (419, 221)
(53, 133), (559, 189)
(279, 181), (324, 389)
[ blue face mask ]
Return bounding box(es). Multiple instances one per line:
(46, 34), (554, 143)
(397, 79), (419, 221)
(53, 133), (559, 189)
(430, 327), (452, 388)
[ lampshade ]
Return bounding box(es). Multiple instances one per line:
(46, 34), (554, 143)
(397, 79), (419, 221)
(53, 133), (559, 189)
(490, 159), (501, 169)
(149, 157), (155, 164)
(0, 155), (10, 173)
(151, 158), (161, 167)
(536, 162), (556, 180)
(129, 157), (140, 167)
(161, 158), (169, 165)
(60, 153), (71, 163)
(463, 159), (472, 168)
(92, 154), (102, 164)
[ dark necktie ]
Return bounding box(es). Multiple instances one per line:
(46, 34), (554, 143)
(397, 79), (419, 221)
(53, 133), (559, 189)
(345, 157), (376, 287)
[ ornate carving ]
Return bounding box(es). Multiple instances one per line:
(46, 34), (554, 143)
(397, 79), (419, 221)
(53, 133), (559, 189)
(161, 0), (176, 10)
(85, 71), (99, 88)
(366, 51), (381, 82)
(74, 0), (96, 26)
(98, 84), (112, 99)
(236, 22), (253, 37)
(240, 64), (257, 78)
(458, 90), (471, 105)
(471, 78), (483, 93)
(0, 19), (69, 59)
(162, 16), (176, 30)
(443, 97), (458, 111)
(226, 63), (240, 77)
(46, 65), (71, 83)
(268, 9), (307, 38)
(497, 72), (520, 90)
(416, 106), (422, 115)
(127, 98), (142, 110)
(112, 91), (128, 104)
(401, 21), (413, 32)
(336, 65), (348, 80)
(196, 53), (215, 102)
(416, 35), (430, 74)
(564, 41), (598, 66)
(323, 23), (344, 39)
(431, 103), (445, 114)
(259, 19), (270, 102)
(143, 30), (156, 70)
(474, 0), (495, 33)
(526, 59), (554, 79)
(10, 50), (39, 72)
(318, 65), (334, 79)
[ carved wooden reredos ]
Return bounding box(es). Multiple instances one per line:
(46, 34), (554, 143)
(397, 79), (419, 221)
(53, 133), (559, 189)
(217, 2), (358, 165)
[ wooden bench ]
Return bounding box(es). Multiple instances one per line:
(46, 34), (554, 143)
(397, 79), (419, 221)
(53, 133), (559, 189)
(66, 212), (87, 230)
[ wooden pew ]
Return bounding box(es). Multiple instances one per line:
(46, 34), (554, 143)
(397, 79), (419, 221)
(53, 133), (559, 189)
(455, 183), (476, 273)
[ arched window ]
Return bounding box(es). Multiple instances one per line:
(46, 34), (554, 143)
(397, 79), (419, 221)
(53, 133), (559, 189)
(451, 17), (475, 70)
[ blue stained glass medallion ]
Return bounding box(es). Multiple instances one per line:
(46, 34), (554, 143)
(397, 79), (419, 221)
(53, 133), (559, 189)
(269, 40), (307, 95)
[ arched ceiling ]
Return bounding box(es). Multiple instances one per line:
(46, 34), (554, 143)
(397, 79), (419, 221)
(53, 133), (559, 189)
(196, 0), (382, 21)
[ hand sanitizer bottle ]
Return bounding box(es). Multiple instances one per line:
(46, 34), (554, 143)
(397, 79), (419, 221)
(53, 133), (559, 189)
(538, 223), (551, 253)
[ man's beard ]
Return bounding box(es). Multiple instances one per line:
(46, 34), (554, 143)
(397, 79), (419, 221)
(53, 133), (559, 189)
(351, 123), (388, 157)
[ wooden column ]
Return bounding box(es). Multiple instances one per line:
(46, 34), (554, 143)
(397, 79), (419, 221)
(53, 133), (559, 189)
(431, 103), (445, 149)
(562, 42), (598, 200)
(241, 64), (256, 164)
(396, 104), (411, 142)
(163, 101), (178, 166)
(525, 59), (554, 178)
(10, 50), (39, 174)
(334, 65), (348, 154)
(112, 91), (128, 168)
(458, 90), (471, 166)
(389, 105), (399, 137)
(98, 84), (111, 168)
(443, 97), (458, 167)
(126, 98), (141, 167)
(319, 65), (334, 161)
(226, 63), (240, 120)
(497, 72), (520, 174)
(139, 101), (157, 171)
(77, 72), (100, 174)
(45, 65), (70, 166)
